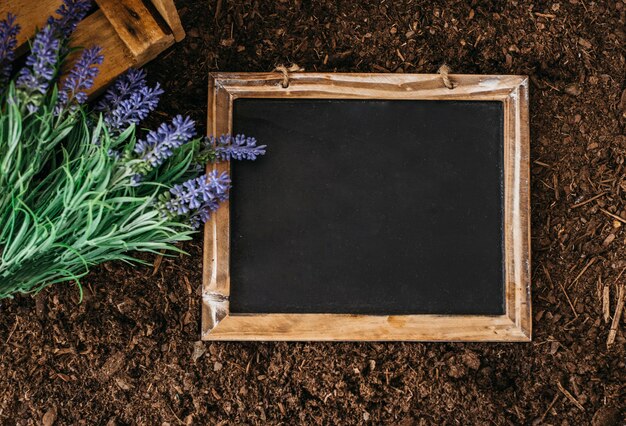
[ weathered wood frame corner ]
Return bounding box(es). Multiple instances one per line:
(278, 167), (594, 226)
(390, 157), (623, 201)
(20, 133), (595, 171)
(202, 72), (531, 341)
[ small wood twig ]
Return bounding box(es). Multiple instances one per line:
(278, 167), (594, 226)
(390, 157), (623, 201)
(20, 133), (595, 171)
(612, 266), (626, 285)
(571, 192), (606, 209)
(556, 381), (585, 411)
(542, 263), (555, 289)
(568, 257), (596, 289)
(602, 282), (610, 323)
(599, 208), (626, 224)
(606, 266), (626, 325)
(544, 257), (575, 316)
(553, 173), (559, 201)
(533, 160), (552, 169)
(5, 319), (19, 345)
(559, 279), (578, 317)
(214, 0), (223, 20)
(534, 12), (557, 18)
(152, 249), (167, 276)
(607, 284), (624, 348)
(537, 393), (560, 424)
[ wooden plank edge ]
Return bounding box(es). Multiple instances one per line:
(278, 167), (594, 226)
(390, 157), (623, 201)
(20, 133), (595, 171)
(210, 72), (528, 88)
(505, 78), (532, 340)
(202, 74), (232, 336)
(66, 10), (136, 97)
(212, 73), (529, 101)
(96, 0), (175, 65)
(0, 0), (66, 48)
(202, 292), (228, 335)
(202, 312), (531, 342)
(518, 78), (532, 339)
(148, 0), (185, 41)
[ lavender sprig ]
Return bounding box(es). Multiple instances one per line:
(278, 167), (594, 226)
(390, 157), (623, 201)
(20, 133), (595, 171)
(47, 0), (92, 39)
(103, 83), (163, 133)
(159, 171), (231, 229)
(96, 68), (147, 113)
(0, 13), (20, 86)
(16, 26), (61, 112)
(132, 115), (196, 177)
(56, 46), (103, 111)
(188, 208), (212, 230)
(213, 134), (267, 161)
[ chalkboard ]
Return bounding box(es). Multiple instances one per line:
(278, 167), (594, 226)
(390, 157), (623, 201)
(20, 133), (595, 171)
(230, 99), (505, 315)
(202, 73), (531, 341)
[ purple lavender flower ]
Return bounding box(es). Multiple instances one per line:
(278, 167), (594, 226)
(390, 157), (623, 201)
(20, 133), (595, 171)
(96, 68), (147, 113)
(0, 13), (20, 86)
(56, 46), (103, 110)
(129, 174), (143, 187)
(103, 83), (163, 133)
(107, 148), (121, 161)
(134, 115), (196, 169)
(16, 25), (60, 112)
(162, 171), (231, 229)
(214, 134), (266, 161)
(47, 0), (92, 39)
(189, 207), (212, 230)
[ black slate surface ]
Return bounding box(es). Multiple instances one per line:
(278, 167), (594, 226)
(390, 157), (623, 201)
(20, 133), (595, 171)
(229, 98), (505, 315)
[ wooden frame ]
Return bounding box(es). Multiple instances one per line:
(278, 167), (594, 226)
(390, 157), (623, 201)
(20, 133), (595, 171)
(2, 0), (185, 97)
(202, 72), (531, 341)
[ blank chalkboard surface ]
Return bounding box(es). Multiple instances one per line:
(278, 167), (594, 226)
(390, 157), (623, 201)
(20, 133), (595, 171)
(230, 99), (504, 315)
(202, 73), (531, 341)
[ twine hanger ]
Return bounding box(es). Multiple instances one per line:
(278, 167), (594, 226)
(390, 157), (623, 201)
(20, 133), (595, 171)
(437, 64), (456, 89)
(273, 64), (304, 88)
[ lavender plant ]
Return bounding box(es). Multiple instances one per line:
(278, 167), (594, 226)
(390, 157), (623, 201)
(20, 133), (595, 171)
(0, 13), (19, 86)
(213, 134), (266, 161)
(56, 46), (103, 111)
(0, 2), (265, 299)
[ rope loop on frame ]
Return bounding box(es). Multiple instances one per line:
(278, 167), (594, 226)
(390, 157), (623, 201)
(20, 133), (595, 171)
(437, 64), (455, 89)
(274, 63), (304, 88)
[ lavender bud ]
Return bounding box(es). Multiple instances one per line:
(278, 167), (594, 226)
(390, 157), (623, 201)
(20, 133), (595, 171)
(47, 0), (92, 39)
(133, 115), (196, 172)
(103, 82), (163, 133)
(56, 46), (103, 112)
(96, 68), (146, 113)
(0, 13), (20, 86)
(214, 134), (266, 161)
(160, 171), (231, 229)
(16, 26), (61, 112)
(107, 149), (121, 161)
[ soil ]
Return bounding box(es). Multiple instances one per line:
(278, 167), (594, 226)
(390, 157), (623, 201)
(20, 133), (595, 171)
(1, 0), (626, 424)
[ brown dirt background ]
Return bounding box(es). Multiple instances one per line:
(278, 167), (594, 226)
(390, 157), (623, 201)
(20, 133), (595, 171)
(2, 0), (626, 424)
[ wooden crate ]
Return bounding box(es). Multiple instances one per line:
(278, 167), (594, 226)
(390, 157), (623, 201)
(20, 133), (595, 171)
(1, 0), (185, 95)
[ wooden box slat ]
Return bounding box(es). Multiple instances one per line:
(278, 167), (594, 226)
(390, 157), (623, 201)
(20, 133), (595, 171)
(68, 10), (135, 95)
(1, 0), (184, 97)
(149, 0), (185, 42)
(95, 0), (174, 64)
(0, 0), (60, 48)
